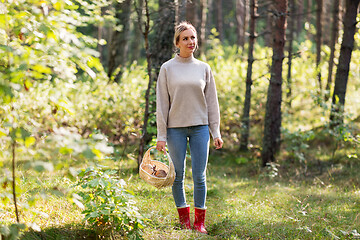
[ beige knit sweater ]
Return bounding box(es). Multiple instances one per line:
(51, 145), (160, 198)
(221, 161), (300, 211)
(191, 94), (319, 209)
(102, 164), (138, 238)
(156, 54), (221, 142)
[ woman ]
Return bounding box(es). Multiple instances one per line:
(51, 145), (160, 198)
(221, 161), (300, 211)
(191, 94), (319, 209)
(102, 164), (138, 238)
(156, 21), (223, 234)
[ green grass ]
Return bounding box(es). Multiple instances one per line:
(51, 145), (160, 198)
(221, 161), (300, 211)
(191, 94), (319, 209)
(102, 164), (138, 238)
(1, 147), (360, 240)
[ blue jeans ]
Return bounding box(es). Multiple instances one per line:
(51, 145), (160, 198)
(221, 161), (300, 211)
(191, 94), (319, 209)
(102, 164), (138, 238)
(167, 125), (210, 209)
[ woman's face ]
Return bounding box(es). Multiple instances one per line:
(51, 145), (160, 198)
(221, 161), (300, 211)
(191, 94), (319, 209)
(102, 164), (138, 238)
(176, 28), (197, 58)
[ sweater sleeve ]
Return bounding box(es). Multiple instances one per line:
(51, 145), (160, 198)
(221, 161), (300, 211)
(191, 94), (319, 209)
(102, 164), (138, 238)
(156, 65), (169, 142)
(205, 66), (221, 140)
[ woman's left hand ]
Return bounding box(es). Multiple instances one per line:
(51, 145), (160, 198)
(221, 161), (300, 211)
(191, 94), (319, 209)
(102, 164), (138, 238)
(214, 138), (223, 149)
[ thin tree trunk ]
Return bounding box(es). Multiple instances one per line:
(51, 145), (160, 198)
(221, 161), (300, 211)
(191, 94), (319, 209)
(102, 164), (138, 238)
(286, 0), (295, 105)
(175, 0), (179, 24)
(131, 0), (144, 63)
(240, 0), (258, 151)
(108, 0), (132, 82)
(264, 11), (273, 47)
(340, 0), (346, 21)
(325, 0), (340, 101)
(216, 0), (224, 41)
(261, 0), (288, 167)
(199, 0), (208, 54)
(12, 141), (20, 223)
(323, 0), (333, 45)
(98, 25), (104, 64)
(296, 0), (303, 35)
(137, 0), (152, 166)
(315, 0), (323, 91)
(98, 6), (111, 68)
(236, 0), (247, 47)
(306, 0), (312, 40)
(244, 0), (250, 43)
(329, 0), (360, 126)
(207, 0), (214, 34)
(97, 6), (106, 65)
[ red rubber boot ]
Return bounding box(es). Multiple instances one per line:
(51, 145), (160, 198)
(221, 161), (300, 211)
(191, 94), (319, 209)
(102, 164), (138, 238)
(194, 207), (208, 234)
(177, 206), (191, 229)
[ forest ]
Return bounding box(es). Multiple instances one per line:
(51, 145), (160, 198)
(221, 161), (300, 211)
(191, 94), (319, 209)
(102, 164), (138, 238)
(1, 0), (360, 239)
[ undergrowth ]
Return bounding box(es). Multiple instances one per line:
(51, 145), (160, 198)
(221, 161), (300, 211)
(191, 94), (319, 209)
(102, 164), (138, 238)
(1, 137), (359, 239)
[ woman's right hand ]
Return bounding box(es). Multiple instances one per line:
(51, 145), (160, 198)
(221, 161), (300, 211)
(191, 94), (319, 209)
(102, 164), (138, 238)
(156, 141), (167, 154)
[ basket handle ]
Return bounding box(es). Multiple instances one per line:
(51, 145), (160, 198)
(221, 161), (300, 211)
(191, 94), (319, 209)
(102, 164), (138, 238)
(141, 146), (155, 165)
(142, 146), (173, 168)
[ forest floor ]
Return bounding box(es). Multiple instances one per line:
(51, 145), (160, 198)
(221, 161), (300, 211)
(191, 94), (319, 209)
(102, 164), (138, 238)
(2, 141), (359, 240)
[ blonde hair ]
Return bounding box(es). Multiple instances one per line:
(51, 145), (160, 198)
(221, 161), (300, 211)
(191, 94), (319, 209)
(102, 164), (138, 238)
(173, 21), (198, 49)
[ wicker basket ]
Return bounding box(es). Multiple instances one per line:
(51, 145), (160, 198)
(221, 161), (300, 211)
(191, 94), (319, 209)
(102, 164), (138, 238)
(139, 146), (175, 189)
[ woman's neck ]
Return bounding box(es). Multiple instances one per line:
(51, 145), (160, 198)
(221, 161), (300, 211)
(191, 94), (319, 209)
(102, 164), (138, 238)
(179, 52), (192, 58)
(175, 54), (194, 63)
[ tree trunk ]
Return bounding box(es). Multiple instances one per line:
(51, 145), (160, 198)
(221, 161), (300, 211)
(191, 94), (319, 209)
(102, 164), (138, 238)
(264, 11), (273, 47)
(261, 0), (287, 167)
(107, 0), (132, 82)
(207, 0), (214, 34)
(131, 0), (144, 63)
(322, 0), (333, 45)
(329, 0), (360, 126)
(138, 0), (176, 165)
(179, 0), (187, 22)
(240, 0), (257, 151)
(137, 0), (152, 167)
(325, 0), (340, 101)
(236, 0), (247, 47)
(98, 7), (109, 66)
(340, 0), (346, 21)
(199, 0), (208, 54)
(175, 0), (187, 24)
(216, 0), (224, 41)
(175, 0), (179, 24)
(186, 0), (199, 29)
(305, 0), (312, 40)
(151, 0), (176, 73)
(315, 0), (323, 91)
(296, 0), (303, 35)
(12, 141), (19, 223)
(286, 0), (295, 105)
(98, 25), (104, 64)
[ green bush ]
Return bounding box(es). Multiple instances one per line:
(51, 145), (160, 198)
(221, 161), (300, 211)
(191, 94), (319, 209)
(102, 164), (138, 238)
(75, 165), (147, 239)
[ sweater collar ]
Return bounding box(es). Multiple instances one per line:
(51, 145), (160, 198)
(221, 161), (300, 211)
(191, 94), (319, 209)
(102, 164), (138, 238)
(175, 54), (195, 63)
